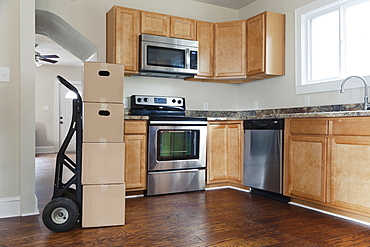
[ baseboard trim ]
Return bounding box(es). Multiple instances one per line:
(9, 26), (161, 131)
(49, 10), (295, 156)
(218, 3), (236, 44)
(0, 196), (20, 219)
(35, 146), (56, 154)
(206, 186), (251, 193)
(290, 201), (370, 227)
(0, 195), (39, 218)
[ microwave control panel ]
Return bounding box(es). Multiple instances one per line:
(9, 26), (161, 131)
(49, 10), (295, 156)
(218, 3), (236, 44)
(190, 51), (198, 70)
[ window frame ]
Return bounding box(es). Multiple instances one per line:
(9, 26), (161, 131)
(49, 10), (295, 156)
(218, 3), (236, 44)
(295, 0), (370, 94)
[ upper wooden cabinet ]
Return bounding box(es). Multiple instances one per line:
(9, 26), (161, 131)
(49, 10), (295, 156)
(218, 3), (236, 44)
(196, 21), (214, 77)
(247, 11), (285, 77)
(106, 6), (140, 74)
(214, 20), (247, 78)
(141, 11), (170, 37)
(141, 11), (196, 40)
(106, 6), (285, 83)
(170, 16), (196, 40)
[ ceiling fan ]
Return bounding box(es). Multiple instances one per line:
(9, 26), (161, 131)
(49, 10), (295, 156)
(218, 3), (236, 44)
(35, 44), (60, 65)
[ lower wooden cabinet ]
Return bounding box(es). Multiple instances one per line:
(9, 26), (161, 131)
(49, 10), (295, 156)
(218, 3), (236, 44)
(285, 117), (370, 218)
(124, 120), (147, 191)
(330, 136), (370, 215)
(285, 135), (327, 203)
(207, 121), (243, 184)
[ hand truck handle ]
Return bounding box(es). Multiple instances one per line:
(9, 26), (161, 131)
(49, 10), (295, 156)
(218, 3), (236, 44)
(56, 75), (82, 101)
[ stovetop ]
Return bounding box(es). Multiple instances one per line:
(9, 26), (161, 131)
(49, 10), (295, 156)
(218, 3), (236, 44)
(131, 95), (207, 121)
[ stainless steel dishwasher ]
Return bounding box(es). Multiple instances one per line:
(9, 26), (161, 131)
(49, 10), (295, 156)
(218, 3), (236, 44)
(243, 119), (285, 196)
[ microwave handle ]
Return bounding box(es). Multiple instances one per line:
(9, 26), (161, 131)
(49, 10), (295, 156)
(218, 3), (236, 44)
(185, 48), (190, 69)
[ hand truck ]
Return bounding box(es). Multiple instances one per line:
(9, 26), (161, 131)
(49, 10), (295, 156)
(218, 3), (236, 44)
(42, 75), (83, 232)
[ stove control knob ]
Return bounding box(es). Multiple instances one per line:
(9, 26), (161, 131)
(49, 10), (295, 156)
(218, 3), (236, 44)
(137, 97), (142, 103)
(144, 97), (149, 102)
(172, 99), (176, 103)
(178, 100), (182, 104)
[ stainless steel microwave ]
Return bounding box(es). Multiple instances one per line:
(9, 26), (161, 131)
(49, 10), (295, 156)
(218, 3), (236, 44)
(138, 34), (198, 79)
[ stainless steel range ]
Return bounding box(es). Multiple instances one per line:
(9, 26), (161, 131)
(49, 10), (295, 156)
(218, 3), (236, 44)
(131, 95), (207, 196)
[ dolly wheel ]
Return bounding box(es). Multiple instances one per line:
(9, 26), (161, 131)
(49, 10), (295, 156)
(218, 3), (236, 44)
(42, 197), (79, 232)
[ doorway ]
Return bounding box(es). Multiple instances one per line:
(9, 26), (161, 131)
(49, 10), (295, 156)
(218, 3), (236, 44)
(55, 79), (82, 153)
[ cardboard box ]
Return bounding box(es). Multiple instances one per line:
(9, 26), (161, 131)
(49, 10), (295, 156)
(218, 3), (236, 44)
(83, 102), (124, 143)
(82, 142), (125, 185)
(82, 184), (126, 228)
(83, 62), (124, 103)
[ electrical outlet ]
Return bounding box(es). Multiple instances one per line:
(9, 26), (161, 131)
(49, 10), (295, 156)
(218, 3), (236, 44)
(304, 95), (310, 106)
(253, 101), (258, 110)
(203, 102), (208, 110)
(0, 67), (10, 82)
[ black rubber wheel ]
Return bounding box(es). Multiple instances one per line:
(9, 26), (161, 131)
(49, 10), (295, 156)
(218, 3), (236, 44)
(62, 188), (76, 202)
(42, 197), (79, 232)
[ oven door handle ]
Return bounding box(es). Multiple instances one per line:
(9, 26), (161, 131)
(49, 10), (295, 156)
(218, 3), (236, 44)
(148, 169), (202, 174)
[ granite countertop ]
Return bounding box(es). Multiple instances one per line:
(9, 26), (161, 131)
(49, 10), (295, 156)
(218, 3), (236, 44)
(125, 104), (370, 121)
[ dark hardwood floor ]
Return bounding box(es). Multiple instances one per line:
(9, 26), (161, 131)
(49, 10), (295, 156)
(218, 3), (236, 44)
(1, 153), (370, 246)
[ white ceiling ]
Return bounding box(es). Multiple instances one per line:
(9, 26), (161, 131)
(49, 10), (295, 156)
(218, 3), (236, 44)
(192, 0), (256, 9)
(35, 0), (256, 67)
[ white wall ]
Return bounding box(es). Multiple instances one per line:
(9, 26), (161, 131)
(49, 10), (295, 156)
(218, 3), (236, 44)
(0, 0), (37, 218)
(237, 0), (367, 110)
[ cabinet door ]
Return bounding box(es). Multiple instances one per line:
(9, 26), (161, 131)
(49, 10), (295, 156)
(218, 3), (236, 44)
(207, 124), (228, 183)
(247, 12), (285, 76)
(124, 134), (147, 191)
(214, 20), (246, 78)
(196, 21), (214, 77)
(170, 16), (196, 40)
(285, 136), (327, 203)
(330, 137), (370, 214)
(226, 123), (243, 182)
(106, 6), (139, 73)
(141, 11), (170, 37)
(247, 13), (265, 76)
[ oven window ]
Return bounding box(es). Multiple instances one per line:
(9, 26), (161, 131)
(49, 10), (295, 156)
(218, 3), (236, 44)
(157, 129), (199, 161)
(147, 46), (185, 68)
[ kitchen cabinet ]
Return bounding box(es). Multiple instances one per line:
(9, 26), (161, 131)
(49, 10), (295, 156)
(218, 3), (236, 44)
(285, 117), (370, 217)
(246, 11), (285, 78)
(207, 121), (243, 184)
(141, 11), (170, 37)
(141, 11), (196, 40)
(214, 20), (247, 78)
(196, 21), (214, 77)
(124, 120), (147, 191)
(170, 16), (196, 40)
(106, 6), (285, 83)
(106, 6), (140, 74)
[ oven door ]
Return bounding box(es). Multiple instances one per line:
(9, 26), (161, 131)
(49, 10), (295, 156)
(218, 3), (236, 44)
(148, 121), (207, 171)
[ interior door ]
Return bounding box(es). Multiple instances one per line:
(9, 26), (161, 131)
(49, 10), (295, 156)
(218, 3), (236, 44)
(59, 82), (82, 152)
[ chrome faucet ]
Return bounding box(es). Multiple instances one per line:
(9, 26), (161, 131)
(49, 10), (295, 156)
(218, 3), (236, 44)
(340, 76), (370, 110)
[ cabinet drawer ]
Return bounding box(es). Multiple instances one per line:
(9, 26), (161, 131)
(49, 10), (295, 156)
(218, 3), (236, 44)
(124, 120), (147, 134)
(333, 118), (370, 136)
(289, 119), (328, 135)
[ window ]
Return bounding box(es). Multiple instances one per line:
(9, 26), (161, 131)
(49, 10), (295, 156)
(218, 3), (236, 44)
(296, 0), (370, 94)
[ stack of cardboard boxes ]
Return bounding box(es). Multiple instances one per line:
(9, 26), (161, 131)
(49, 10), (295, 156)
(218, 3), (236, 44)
(81, 62), (125, 228)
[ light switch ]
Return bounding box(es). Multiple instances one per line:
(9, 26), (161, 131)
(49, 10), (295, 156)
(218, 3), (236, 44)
(0, 67), (10, 82)
(43, 105), (50, 111)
